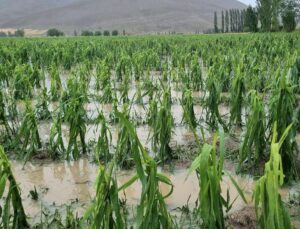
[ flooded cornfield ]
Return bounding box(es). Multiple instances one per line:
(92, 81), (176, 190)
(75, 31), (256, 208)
(0, 35), (300, 228)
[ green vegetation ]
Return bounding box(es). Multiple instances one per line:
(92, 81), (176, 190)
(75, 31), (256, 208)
(47, 28), (64, 37)
(0, 146), (29, 228)
(189, 129), (246, 228)
(254, 124), (293, 228)
(0, 33), (299, 227)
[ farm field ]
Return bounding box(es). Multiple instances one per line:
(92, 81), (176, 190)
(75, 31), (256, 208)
(0, 33), (300, 228)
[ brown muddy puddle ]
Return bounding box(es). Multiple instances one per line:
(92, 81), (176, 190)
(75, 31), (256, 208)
(11, 158), (300, 225)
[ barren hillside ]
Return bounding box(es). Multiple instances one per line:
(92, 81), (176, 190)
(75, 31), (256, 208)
(0, 0), (246, 34)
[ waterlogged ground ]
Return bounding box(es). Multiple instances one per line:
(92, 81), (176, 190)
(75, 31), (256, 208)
(2, 69), (300, 228)
(10, 158), (300, 227)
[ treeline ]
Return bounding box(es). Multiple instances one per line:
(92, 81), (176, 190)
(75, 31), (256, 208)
(0, 29), (25, 37)
(79, 29), (120, 36)
(47, 28), (123, 37)
(212, 0), (298, 33)
(213, 9), (246, 33)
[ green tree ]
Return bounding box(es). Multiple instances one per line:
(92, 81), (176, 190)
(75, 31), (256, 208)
(214, 11), (219, 33)
(272, 0), (282, 30)
(221, 10), (225, 33)
(244, 6), (258, 32)
(47, 28), (64, 37)
(112, 30), (119, 36)
(257, 0), (272, 31)
(281, 0), (297, 31)
(95, 31), (102, 36)
(81, 30), (94, 36)
(14, 29), (25, 37)
(230, 9), (234, 32)
(0, 31), (7, 37)
(103, 30), (110, 36)
(225, 10), (229, 32)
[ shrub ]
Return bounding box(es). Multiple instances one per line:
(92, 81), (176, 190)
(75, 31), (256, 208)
(94, 31), (102, 36)
(14, 29), (25, 37)
(0, 32), (7, 37)
(47, 28), (64, 37)
(103, 30), (110, 36)
(112, 30), (119, 36)
(81, 30), (94, 36)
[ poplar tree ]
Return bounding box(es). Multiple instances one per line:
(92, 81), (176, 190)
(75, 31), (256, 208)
(214, 11), (219, 33)
(222, 10), (225, 33)
(225, 10), (229, 32)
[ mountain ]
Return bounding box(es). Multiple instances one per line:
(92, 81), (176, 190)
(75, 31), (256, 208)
(0, 0), (246, 34)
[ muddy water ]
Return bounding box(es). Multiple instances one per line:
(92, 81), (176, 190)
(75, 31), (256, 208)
(11, 158), (299, 224)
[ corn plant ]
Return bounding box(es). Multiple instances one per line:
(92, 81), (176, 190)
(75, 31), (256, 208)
(254, 123), (292, 229)
(100, 84), (114, 104)
(95, 60), (111, 91)
(205, 68), (228, 132)
(151, 88), (174, 162)
(30, 65), (41, 88)
(178, 66), (189, 89)
(95, 111), (112, 163)
(18, 101), (42, 162)
(83, 161), (126, 229)
(147, 99), (158, 128)
(49, 109), (65, 159)
(0, 90), (13, 141)
(142, 73), (157, 101)
(65, 95), (87, 160)
(36, 88), (51, 120)
(0, 146), (29, 228)
(181, 88), (197, 128)
(240, 90), (266, 165)
(116, 55), (132, 82)
(119, 75), (130, 104)
(13, 64), (33, 100)
(269, 72), (298, 182)
(63, 73), (89, 160)
(115, 105), (134, 169)
(117, 112), (174, 229)
(230, 66), (245, 127)
(188, 129), (246, 228)
(135, 81), (143, 105)
(49, 65), (62, 101)
(190, 56), (203, 91)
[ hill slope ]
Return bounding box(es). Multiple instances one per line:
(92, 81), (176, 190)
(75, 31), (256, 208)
(0, 0), (246, 34)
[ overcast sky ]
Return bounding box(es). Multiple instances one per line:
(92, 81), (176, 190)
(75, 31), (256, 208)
(239, 0), (256, 6)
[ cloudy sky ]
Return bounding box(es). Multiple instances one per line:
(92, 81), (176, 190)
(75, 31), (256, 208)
(239, 0), (256, 6)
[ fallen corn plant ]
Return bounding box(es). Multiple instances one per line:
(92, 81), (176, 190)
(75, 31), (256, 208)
(230, 65), (245, 127)
(117, 112), (174, 228)
(205, 68), (228, 132)
(190, 56), (203, 91)
(0, 146), (29, 228)
(95, 111), (112, 163)
(239, 90), (266, 167)
(151, 88), (174, 162)
(83, 161), (127, 229)
(64, 75), (88, 160)
(188, 128), (246, 228)
(36, 88), (51, 120)
(49, 108), (65, 159)
(18, 100), (42, 163)
(181, 88), (197, 129)
(49, 65), (62, 101)
(254, 123), (292, 229)
(269, 72), (298, 182)
(115, 105), (134, 169)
